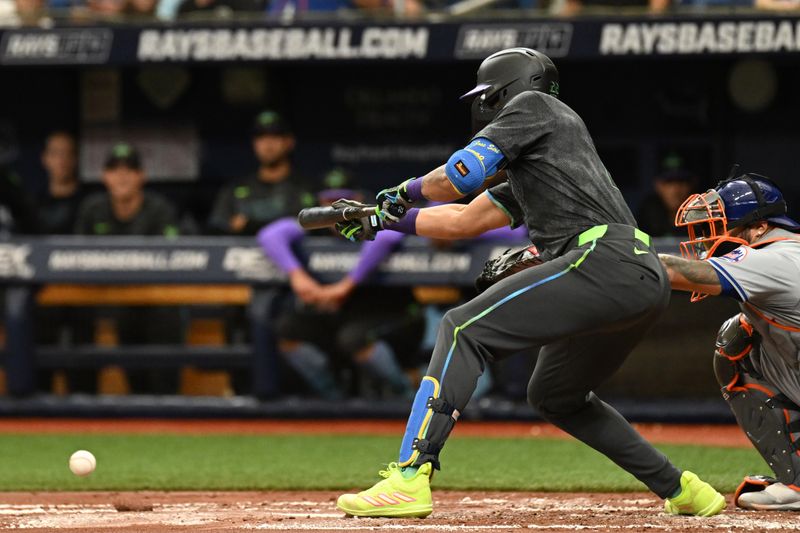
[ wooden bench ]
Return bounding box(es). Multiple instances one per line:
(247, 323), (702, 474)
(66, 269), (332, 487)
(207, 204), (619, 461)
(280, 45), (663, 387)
(32, 284), (253, 396)
(36, 284), (251, 306)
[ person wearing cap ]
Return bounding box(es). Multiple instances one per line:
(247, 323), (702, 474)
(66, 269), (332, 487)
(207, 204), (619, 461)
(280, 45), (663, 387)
(637, 155), (698, 237)
(73, 142), (182, 394)
(661, 171), (800, 511)
(74, 143), (180, 237)
(256, 169), (424, 399)
(207, 110), (314, 236)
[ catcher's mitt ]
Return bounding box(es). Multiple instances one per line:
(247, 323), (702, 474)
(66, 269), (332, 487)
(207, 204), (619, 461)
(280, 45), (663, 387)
(475, 244), (543, 293)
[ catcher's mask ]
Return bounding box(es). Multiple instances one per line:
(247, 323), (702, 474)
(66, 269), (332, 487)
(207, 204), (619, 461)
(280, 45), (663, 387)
(460, 47), (559, 135)
(675, 169), (798, 301)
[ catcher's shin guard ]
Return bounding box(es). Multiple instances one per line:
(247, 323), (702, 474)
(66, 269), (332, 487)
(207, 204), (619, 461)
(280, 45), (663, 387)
(398, 376), (459, 470)
(723, 381), (800, 485)
(714, 318), (800, 486)
(714, 342), (800, 485)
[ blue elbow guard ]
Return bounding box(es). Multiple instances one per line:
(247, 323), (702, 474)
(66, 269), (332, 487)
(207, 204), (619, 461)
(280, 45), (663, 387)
(445, 138), (505, 195)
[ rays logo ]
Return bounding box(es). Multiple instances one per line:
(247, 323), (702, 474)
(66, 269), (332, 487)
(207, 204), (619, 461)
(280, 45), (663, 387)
(720, 247), (748, 263)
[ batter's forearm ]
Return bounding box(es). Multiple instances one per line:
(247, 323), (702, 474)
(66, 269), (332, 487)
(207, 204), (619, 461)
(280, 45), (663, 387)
(410, 193), (509, 240)
(419, 166), (465, 202)
(658, 254), (722, 295)
(414, 204), (474, 239)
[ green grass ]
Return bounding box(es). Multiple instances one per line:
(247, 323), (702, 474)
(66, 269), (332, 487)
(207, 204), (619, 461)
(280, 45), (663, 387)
(0, 433), (766, 493)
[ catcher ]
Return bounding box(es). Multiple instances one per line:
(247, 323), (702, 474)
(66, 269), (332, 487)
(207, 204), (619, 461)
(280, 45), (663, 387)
(660, 171), (800, 511)
(330, 47), (724, 518)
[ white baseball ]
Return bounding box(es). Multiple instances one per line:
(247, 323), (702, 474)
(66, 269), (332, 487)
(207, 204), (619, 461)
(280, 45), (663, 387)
(69, 450), (96, 477)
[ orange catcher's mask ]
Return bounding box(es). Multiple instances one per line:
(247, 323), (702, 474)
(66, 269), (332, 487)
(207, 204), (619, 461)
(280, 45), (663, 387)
(674, 189), (747, 301)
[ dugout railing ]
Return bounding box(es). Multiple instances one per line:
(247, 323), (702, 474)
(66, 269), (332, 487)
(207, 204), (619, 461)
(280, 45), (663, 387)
(0, 235), (518, 399)
(0, 235), (740, 421)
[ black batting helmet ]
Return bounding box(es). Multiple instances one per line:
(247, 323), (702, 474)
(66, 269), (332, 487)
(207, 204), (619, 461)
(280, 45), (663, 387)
(460, 47), (560, 134)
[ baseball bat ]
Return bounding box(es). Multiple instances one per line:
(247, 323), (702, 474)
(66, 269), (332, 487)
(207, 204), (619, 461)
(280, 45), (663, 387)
(297, 205), (377, 230)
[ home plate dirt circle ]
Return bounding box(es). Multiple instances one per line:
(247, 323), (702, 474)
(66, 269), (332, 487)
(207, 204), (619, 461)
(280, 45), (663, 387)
(0, 491), (797, 532)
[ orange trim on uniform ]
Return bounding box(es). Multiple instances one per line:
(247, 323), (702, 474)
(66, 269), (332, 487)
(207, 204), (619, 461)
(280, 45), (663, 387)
(746, 304), (800, 333)
(725, 372), (740, 392)
(743, 383), (777, 397)
(750, 236), (800, 249)
(720, 344), (752, 362)
(739, 314), (754, 336)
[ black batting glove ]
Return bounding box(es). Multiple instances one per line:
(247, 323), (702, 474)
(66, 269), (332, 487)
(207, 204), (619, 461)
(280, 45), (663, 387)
(376, 178), (415, 224)
(332, 199), (383, 242)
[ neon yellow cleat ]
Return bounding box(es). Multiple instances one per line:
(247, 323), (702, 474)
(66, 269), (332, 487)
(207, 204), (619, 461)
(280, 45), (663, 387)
(664, 471), (726, 517)
(337, 462), (433, 518)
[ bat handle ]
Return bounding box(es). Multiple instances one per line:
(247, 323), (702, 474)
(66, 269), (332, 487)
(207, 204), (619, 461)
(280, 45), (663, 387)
(343, 206), (378, 221)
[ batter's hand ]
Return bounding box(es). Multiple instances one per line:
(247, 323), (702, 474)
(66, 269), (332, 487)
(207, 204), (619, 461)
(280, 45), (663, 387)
(376, 179), (415, 223)
(332, 199), (383, 242)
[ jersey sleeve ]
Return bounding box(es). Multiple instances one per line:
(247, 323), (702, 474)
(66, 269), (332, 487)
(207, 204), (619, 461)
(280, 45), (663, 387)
(707, 245), (797, 306)
(473, 91), (555, 162)
(485, 182), (524, 228)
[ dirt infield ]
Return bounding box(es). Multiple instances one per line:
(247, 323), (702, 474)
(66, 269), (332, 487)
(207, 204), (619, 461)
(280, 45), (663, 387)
(0, 420), (766, 531)
(0, 490), (798, 532)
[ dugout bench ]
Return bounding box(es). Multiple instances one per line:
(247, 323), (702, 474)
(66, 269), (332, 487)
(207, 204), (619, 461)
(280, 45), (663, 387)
(0, 236), (516, 399)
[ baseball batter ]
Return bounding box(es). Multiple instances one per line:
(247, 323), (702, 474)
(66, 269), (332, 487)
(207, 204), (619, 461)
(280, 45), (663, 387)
(333, 47), (725, 518)
(660, 172), (800, 511)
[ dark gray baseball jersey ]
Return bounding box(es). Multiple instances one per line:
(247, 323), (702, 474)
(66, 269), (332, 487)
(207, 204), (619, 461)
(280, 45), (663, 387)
(394, 89), (685, 500)
(478, 91), (635, 259)
(708, 228), (800, 405)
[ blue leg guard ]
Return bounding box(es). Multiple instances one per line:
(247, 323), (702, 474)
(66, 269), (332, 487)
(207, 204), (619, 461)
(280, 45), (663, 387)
(398, 376), (459, 470)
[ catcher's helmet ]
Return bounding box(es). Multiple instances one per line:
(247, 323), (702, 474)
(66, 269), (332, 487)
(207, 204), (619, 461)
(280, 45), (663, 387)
(716, 174), (799, 231)
(675, 170), (798, 301)
(460, 48), (560, 134)
(676, 171), (798, 254)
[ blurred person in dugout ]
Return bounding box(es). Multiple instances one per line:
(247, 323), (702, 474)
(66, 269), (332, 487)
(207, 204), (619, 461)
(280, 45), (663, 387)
(0, 132), (37, 235)
(38, 131), (86, 235)
(35, 132), (95, 392)
(258, 169), (425, 399)
(637, 154), (697, 237)
(73, 142), (183, 394)
(208, 110), (315, 236)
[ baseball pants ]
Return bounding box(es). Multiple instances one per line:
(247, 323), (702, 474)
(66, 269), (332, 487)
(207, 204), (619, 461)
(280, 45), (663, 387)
(409, 223), (682, 498)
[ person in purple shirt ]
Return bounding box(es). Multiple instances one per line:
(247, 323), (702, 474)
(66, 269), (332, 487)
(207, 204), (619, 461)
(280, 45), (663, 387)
(259, 176), (528, 400)
(258, 176), (426, 399)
